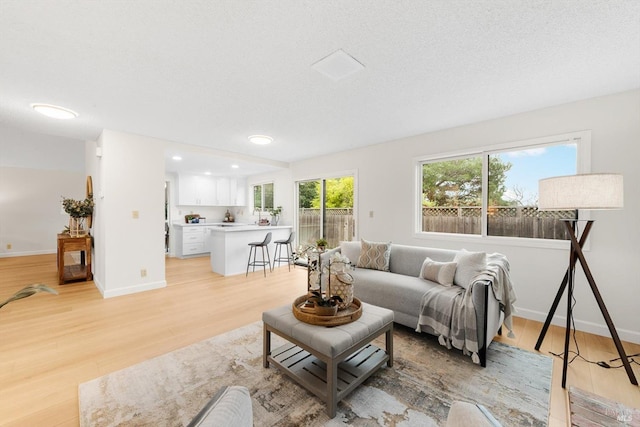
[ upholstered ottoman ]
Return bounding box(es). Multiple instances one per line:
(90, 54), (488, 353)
(262, 303), (394, 417)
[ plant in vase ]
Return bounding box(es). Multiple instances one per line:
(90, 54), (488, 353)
(307, 290), (343, 316)
(61, 195), (94, 236)
(315, 238), (328, 251)
(268, 206), (282, 226)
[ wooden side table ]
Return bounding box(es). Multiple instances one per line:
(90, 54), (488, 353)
(57, 233), (92, 285)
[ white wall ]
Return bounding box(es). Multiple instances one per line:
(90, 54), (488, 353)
(288, 90), (640, 343)
(0, 126), (85, 256)
(93, 130), (167, 297)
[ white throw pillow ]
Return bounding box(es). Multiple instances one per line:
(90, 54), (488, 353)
(357, 239), (391, 271)
(340, 241), (362, 265)
(420, 257), (457, 286)
(453, 250), (487, 289)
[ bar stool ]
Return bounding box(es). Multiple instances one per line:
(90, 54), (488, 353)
(273, 231), (295, 271)
(246, 232), (272, 277)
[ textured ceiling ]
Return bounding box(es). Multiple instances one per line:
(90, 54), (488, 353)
(1, 0), (639, 172)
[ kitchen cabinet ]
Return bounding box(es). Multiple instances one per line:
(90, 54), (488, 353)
(177, 174), (217, 206)
(174, 225), (207, 258)
(177, 174), (247, 206)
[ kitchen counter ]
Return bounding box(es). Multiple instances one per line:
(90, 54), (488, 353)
(208, 225), (293, 276)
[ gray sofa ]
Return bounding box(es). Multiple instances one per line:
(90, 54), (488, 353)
(326, 241), (509, 367)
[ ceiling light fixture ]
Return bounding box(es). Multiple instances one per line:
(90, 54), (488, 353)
(172, 155), (182, 161)
(204, 171), (212, 175)
(249, 135), (273, 145)
(231, 164), (239, 169)
(31, 103), (78, 119)
(312, 49), (365, 81)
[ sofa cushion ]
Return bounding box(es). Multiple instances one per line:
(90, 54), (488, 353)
(187, 386), (252, 427)
(453, 250), (486, 289)
(388, 244), (458, 277)
(357, 239), (391, 271)
(352, 268), (440, 322)
(420, 257), (457, 286)
(340, 240), (362, 264)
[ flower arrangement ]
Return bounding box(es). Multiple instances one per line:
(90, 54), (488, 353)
(61, 196), (94, 218)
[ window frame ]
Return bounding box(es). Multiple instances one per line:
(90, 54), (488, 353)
(252, 182), (274, 212)
(414, 130), (591, 249)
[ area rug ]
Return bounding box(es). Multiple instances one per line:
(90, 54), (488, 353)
(79, 322), (552, 426)
(569, 386), (640, 426)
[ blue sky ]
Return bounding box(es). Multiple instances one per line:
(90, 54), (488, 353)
(493, 144), (577, 205)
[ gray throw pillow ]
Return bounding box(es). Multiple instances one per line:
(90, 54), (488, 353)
(420, 257), (457, 286)
(357, 239), (391, 271)
(453, 249), (486, 289)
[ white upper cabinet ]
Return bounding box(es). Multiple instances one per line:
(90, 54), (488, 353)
(177, 174), (217, 206)
(177, 175), (247, 206)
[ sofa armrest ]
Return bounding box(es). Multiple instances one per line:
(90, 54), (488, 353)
(469, 279), (503, 366)
(187, 386), (252, 427)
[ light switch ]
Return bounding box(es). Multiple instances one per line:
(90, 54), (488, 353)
(132, 210), (139, 219)
(369, 211), (374, 218)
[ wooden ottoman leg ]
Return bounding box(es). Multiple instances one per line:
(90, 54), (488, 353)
(327, 358), (338, 417)
(263, 325), (271, 368)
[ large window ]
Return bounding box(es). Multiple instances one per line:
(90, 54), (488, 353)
(253, 182), (274, 211)
(419, 132), (586, 241)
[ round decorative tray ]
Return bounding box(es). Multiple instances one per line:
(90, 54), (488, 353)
(292, 295), (362, 326)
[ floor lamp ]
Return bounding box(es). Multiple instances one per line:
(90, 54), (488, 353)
(534, 173), (637, 388)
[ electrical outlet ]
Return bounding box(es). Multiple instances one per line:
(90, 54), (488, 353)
(369, 211), (374, 218)
(140, 269), (147, 277)
(6, 243), (12, 250)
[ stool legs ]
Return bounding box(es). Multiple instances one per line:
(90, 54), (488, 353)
(246, 244), (271, 277)
(274, 241), (294, 271)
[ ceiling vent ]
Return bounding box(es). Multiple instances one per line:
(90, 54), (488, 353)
(312, 49), (365, 81)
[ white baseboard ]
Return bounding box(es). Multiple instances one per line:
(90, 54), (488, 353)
(101, 280), (167, 298)
(516, 306), (640, 345)
(0, 249), (56, 258)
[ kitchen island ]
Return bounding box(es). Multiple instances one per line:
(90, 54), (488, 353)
(208, 225), (293, 276)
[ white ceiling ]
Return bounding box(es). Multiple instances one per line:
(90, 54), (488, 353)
(1, 1), (639, 174)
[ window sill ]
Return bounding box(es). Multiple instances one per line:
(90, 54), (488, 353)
(412, 231), (577, 251)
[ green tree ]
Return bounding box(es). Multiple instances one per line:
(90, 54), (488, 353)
(422, 157), (511, 207)
(325, 177), (353, 208)
(298, 181), (318, 208)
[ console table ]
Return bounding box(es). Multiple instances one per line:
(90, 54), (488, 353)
(57, 233), (92, 285)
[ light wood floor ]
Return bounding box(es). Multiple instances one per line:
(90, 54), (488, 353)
(1, 254), (638, 426)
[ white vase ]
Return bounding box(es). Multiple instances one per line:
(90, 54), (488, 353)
(331, 272), (354, 310)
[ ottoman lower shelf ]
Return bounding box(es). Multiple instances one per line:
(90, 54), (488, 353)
(268, 342), (389, 405)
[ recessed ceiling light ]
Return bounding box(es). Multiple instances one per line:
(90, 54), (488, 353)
(172, 155), (182, 161)
(249, 135), (273, 145)
(231, 164), (239, 169)
(204, 171), (212, 175)
(31, 103), (78, 119)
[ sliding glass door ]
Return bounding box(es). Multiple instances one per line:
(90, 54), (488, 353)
(296, 176), (355, 249)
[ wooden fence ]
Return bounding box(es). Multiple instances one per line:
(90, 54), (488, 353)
(297, 206), (575, 247)
(422, 206), (577, 239)
(298, 208), (355, 248)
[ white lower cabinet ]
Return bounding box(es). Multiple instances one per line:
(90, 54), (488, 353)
(174, 226), (207, 258)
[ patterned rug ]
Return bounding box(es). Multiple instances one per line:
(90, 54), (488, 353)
(79, 322), (552, 426)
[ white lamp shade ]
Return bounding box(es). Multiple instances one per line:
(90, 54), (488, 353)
(538, 173), (623, 210)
